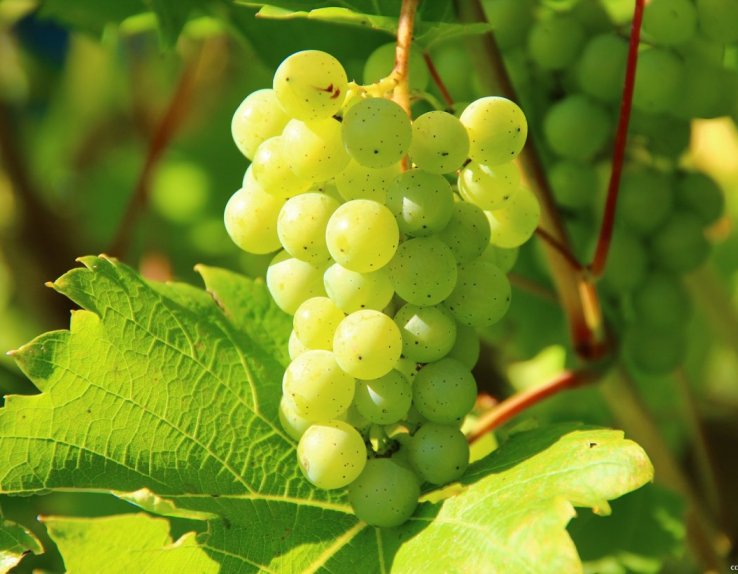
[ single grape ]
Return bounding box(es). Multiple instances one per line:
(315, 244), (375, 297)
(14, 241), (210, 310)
(622, 323), (686, 375)
(458, 161), (520, 211)
(549, 160), (599, 211)
(282, 350), (355, 421)
(348, 458), (420, 527)
(394, 304), (457, 363)
(293, 297), (345, 350)
(413, 358), (477, 424)
(273, 50), (347, 121)
(279, 395), (313, 441)
(288, 329), (308, 360)
(333, 309), (403, 380)
(460, 97), (527, 166)
(643, 0), (697, 45)
(527, 15), (585, 71)
(675, 171), (724, 225)
(543, 95), (611, 161)
(409, 423), (469, 485)
(437, 202), (491, 263)
(480, 244), (518, 273)
(618, 168), (674, 235)
(266, 251), (327, 314)
(696, 0), (738, 42)
(446, 323), (480, 369)
(444, 259), (511, 327)
(297, 421), (367, 489)
(388, 237), (458, 306)
(650, 211), (709, 273)
(278, 192), (339, 265)
(325, 199), (399, 273)
(409, 111), (470, 174)
(334, 160), (401, 203)
(482, 0), (535, 50)
(342, 98), (412, 168)
(485, 186), (540, 248)
(231, 89), (290, 160)
(633, 272), (691, 329)
(633, 48), (685, 113)
(577, 34), (628, 103)
(363, 42), (429, 91)
(224, 186), (284, 254)
(282, 118), (350, 182)
(354, 370), (412, 424)
(386, 169), (454, 237)
(602, 228), (648, 294)
(251, 136), (312, 198)
(323, 264), (395, 313)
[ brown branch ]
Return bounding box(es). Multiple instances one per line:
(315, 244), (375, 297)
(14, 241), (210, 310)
(508, 273), (558, 303)
(589, 0), (644, 276)
(422, 51), (455, 108)
(535, 227), (584, 271)
(392, 0), (420, 117)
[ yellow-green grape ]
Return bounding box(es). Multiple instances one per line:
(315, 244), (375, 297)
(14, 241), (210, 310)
(409, 423), (469, 485)
(231, 89), (290, 160)
(279, 396), (312, 440)
(273, 50), (347, 121)
(480, 244), (518, 272)
(278, 192), (339, 265)
(458, 161), (520, 211)
(363, 42), (429, 91)
(334, 160), (401, 203)
(395, 356), (420, 382)
(460, 97), (527, 166)
(413, 358), (477, 424)
(354, 370), (412, 424)
(342, 98), (412, 168)
(643, 0), (697, 45)
(333, 310), (403, 380)
(633, 48), (685, 113)
(266, 251), (327, 314)
(485, 186), (540, 248)
(323, 263), (394, 313)
(527, 15), (585, 71)
(438, 202), (491, 263)
(293, 296), (345, 350)
(447, 323), (480, 369)
(388, 237), (458, 306)
(394, 303), (457, 363)
(251, 136), (312, 198)
(345, 404), (370, 431)
(288, 329), (308, 360)
(386, 169), (454, 237)
(282, 118), (350, 182)
(543, 95), (611, 161)
(326, 199), (399, 273)
(224, 186), (284, 254)
(298, 420), (367, 489)
(282, 350), (355, 421)
(348, 458), (420, 527)
(409, 111), (470, 174)
(444, 260), (511, 327)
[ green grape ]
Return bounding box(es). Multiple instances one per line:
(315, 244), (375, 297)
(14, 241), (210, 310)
(251, 136), (312, 198)
(282, 350), (355, 421)
(577, 34), (628, 103)
(354, 370), (412, 424)
(650, 211), (710, 273)
(388, 237), (458, 306)
(323, 263), (394, 313)
(618, 168), (674, 235)
(437, 202), (491, 263)
(342, 98), (412, 168)
(571, 0), (613, 33)
(643, 0), (697, 45)
(395, 356), (420, 382)
(297, 420), (367, 489)
(325, 199), (399, 273)
(675, 171), (724, 225)
(393, 304), (457, 363)
(543, 95), (611, 160)
(282, 118), (350, 182)
(527, 15), (585, 71)
(482, 0), (535, 50)
(428, 42), (477, 102)
(231, 89), (290, 160)
(279, 396), (313, 440)
(671, 57), (729, 119)
(413, 358), (477, 424)
(288, 329), (308, 360)
(334, 160), (401, 203)
(409, 111), (470, 174)
(363, 42), (429, 91)
(224, 186), (284, 254)
(602, 228), (648, 294)
(629, 111), (690, 158)
(633, 48), (685, 113)
(458, 161), (520, 211)
(266, 251), (327, 314)
(409, 423), (469, 485)
(293, 297), (345, 350)
(386, 169), (454, 237)
(333, 309), (403, 380)
(444, 260), (511, 327)
(447, 323), (480, 369)
(277, 192), (339, 265)
(633, 272), (692, 329)
(549, 160), (598, 210)
(273, 50), (347, 121)
(345, 404), (370, 431)
(485, 186), (540, 248)
(697, 0), (738, 42)
(460, 97), (527, 166)
(480, 244), (518, 272)
(348, 458), (420, 527)
(622, 323), (686, 375)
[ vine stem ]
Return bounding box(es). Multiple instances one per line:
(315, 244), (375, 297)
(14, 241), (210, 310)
(422, 51), (455, 108)
(589, 0), (644, 276)
(392, 0), (420, 117)
(535, 227), (584, 271)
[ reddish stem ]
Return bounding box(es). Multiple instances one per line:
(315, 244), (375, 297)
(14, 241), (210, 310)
(590, 0), (645, 277)
(422, 51), (455, 108)
(535, 227), (584, 271)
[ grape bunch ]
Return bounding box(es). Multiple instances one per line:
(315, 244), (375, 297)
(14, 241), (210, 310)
(224, 49), (538, 526)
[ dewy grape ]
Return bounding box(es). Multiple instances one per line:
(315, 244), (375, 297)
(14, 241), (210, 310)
(224, 49), (539, 527)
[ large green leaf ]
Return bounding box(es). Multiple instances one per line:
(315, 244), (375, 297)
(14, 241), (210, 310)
(0, 257), (653, 572)
(0, 511), (42, 573)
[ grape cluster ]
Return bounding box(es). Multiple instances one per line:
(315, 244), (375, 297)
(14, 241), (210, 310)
(225, 49), (538, 526)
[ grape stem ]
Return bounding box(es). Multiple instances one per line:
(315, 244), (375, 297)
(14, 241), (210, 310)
(422, 51), (455, 108)
(392, 0), (420, 117)
(589, 0), (645, 277)
(534, 227), (584, 272)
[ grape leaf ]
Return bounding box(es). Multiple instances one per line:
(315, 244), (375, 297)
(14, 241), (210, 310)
(0, 257), (652, 572)
(0, 511), (42, 573)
